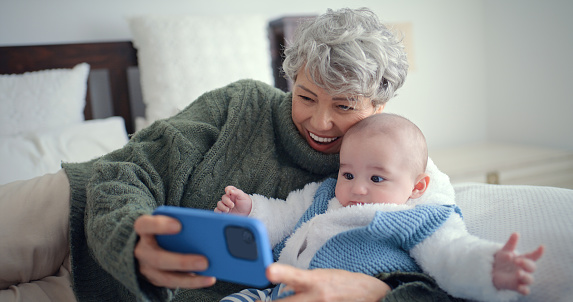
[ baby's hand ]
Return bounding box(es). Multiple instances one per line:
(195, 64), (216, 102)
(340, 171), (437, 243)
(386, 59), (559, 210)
(214, 186), (252, 216)
(492, 232), (545, 296)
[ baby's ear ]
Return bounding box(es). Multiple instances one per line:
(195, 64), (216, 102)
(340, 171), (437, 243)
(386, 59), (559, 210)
(410, 173), (430, 199)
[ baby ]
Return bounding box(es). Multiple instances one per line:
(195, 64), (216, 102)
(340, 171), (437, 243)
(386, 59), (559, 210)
(216, 113), (544, 302)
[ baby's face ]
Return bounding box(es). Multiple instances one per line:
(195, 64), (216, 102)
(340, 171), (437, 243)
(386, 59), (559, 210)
(335, 131), (417, 207)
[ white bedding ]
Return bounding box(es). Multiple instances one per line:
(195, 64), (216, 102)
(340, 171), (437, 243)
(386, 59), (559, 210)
(129, 14), (273, 131)
(0, 117), (129, 185)
(455, 183), (573, 301)
(0, 62), (130, 185)
(0, 63), (89, 136)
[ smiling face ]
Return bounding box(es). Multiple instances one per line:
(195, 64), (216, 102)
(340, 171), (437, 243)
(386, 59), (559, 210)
(335, 126), (427, 207)
(291, 70), (384, 154)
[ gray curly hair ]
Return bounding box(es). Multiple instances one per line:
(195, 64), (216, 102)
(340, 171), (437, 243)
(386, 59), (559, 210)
(282, 7), (409, 106)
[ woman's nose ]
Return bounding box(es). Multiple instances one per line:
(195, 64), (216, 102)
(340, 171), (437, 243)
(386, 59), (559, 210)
(310, 107), (333, 131)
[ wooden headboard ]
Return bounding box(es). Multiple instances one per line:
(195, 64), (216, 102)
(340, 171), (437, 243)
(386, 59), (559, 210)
(0, 41), (139, 133)
(0, 17), (310, 134)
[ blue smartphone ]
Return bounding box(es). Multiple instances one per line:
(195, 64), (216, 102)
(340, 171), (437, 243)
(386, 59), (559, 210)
(153, 206), (273, 288)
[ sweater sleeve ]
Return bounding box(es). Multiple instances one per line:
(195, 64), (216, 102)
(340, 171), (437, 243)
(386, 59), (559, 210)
(409, 158), (519, 301)
(249, 181), (321, 247)
(84, 84), (237, 301)
(409, 214), (519, 302)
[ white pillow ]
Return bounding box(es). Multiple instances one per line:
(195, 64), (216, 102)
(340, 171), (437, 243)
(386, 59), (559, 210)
(0, 117), (129, 185)
(129, 14), (273, 130)
(0, 63), (89, 136)
(455, 183), (573, 301)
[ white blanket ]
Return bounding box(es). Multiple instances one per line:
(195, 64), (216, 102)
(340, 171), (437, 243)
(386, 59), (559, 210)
(0, 117), (128, 185)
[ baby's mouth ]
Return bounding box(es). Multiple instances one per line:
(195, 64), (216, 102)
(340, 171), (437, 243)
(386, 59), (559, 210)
(309, 132), (340, 144)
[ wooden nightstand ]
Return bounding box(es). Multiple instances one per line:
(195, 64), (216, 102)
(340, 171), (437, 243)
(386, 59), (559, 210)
(430, 142), (573, 190)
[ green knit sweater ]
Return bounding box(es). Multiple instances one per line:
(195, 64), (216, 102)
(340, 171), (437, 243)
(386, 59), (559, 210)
(63, 80), (459, 302)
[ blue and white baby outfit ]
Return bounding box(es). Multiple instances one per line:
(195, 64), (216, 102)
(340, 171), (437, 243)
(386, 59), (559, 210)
(221, 160), (519, 302)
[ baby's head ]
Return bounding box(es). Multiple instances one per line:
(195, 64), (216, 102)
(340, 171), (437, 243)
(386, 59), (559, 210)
(335, 113), (430, 206)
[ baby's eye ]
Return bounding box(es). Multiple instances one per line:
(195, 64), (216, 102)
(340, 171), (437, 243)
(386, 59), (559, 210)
(371, 176), (385, 183)
(343, 172), (354, 180)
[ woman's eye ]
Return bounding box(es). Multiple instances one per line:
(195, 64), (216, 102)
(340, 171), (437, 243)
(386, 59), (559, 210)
(343, 172), (354, 180)
(337, 104), (354, 111)
(299, 95), (314, 102)
(371, 176), (384, 183)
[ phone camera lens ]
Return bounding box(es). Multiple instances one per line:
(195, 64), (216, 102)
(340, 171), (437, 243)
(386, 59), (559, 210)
(242, 230), (254, 244)
(225, 226), (258, 260)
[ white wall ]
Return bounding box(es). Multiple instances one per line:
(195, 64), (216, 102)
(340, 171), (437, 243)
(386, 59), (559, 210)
(1, 0), (570, 151)
(484, 0), (573, 150)
(379, 1), (488, 150)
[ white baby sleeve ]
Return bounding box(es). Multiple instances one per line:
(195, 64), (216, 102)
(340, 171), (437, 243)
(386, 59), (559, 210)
(410, 214), (519, 302)
(249, 181), (321, 247)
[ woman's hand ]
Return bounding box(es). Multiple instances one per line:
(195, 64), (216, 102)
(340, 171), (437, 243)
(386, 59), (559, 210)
(266, 263), (391, 302)
(133, 214), (216, 289)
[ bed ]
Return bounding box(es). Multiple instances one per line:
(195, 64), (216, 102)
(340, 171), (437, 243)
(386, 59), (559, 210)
(0, 14), (275, 185)
(0, 41), (137, 185)
(1, 14), (572, 302)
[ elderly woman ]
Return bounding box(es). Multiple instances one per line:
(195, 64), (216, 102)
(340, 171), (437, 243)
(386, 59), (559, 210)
(0, 7), (458, 302)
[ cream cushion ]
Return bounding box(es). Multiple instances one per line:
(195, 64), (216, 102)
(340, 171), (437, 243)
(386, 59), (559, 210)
(455, 183), (573, 301)
(129, 14), (273, 130)
(0, 63), (89, 136)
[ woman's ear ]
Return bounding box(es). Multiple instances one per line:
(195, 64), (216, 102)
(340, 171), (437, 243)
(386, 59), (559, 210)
(374, 103), (386, 114)
(410, 173), (430, 199)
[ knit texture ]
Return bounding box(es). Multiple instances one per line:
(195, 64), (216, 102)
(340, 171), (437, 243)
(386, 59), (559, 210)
(378, 271), (466, 302)
(272, 178), (336, 261)
(63, 80), (340, 301)
(310, 204), (457, 274)
(273, 178), (456, 275)
(63, 80), (459, 301)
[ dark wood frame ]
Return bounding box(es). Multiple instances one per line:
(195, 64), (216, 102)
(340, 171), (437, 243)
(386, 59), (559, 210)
(268, 15), (316, 92)
(0, 41), (138, 133)
(0, 16), (313, 134)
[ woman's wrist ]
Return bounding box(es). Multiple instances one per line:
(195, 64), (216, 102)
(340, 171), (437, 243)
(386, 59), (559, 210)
(374, 279), (392, 301)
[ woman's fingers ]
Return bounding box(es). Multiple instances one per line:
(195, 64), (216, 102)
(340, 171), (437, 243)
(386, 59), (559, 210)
(135, 234), (209, 272)
(133, 214), (216, 289)
(266, 263), (390, 302)
(266, 263), (309, 288)
(139, 262), (216, 288)
(134, 214), (181, 235)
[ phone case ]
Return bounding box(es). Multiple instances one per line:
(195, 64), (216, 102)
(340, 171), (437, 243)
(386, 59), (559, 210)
(153, 206), (273, 288)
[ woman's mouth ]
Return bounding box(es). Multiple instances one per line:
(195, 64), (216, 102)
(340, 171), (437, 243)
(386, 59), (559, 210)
(309, 132), (340, 144)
